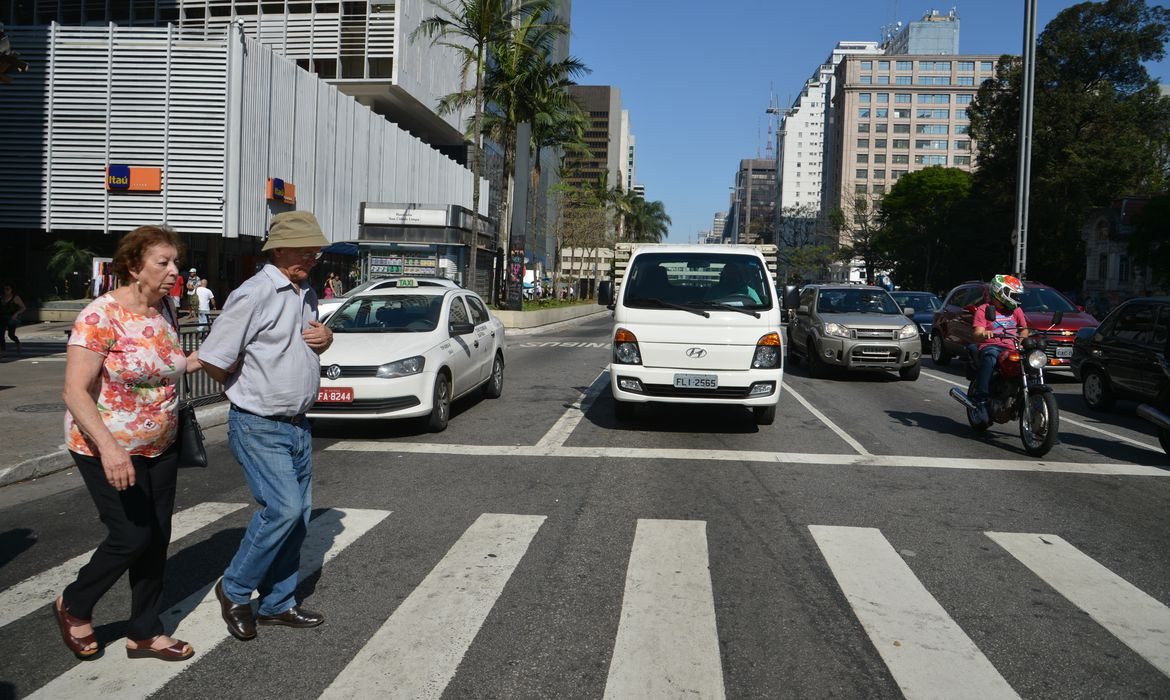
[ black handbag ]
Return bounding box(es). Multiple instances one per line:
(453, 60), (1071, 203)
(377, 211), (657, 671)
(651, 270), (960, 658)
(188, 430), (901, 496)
(165, 299), (207, 468)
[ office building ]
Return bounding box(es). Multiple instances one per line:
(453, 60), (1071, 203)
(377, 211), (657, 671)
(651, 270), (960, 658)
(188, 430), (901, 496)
(565, 85), (624, 190)
(730, 159), (777, 245)
(712, 211), (728, 242)
(883, 8), (960, 55)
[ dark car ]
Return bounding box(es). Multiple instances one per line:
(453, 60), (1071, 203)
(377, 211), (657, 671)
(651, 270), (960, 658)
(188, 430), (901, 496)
(929, 280), (1097, 368)
(1072, 297), (1170, 451)
(890, 291), (942, 351)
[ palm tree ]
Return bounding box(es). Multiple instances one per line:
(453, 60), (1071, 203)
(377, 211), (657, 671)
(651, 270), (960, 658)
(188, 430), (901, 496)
(413, 0), (547, 292)
(47, 240), (95, 298)
(623, 196), (672, 243)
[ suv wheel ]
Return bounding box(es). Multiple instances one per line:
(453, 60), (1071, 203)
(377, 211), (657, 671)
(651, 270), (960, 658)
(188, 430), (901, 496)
(1081, 367), (1115, 411)
(931, 333), (952, 366)
(899, 362), (921, 381)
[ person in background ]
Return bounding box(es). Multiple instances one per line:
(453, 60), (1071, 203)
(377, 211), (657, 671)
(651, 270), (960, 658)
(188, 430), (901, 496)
(195, 279), (216, 328)
(169, 272), (185, 309)
(198, 211), (333, 642)
(329, 271), (344, 298)
(57, 225), (202, 662)
(1, 283), (27, 356)
(187, 267), (201, 289)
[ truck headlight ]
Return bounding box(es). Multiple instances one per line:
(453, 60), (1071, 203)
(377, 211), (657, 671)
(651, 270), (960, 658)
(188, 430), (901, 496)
(752, 332), (781, 368)
(1026, 349), (1047, 370)
(376, 355), (425, 378)
(823, 322), (851, 338)
(897, 324), (918, 340)
(614, 328), (642, 365)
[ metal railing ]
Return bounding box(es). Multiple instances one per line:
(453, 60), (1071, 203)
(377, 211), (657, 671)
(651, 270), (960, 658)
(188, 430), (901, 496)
(175, 317), (227, 407)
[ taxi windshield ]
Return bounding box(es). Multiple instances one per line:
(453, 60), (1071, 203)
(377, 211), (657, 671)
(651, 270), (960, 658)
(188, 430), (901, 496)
(326, 294), (442, 332)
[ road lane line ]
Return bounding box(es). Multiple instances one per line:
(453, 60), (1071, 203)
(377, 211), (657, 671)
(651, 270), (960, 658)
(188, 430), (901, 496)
(320, 513), (545, 699)
(535, 369), (609, 449)
(323, 441), (1170, 477)
(29, 507), (390, 699)
(0, 501), (247, 630)
(604, 519), (725, 700)
(920, 369), (1162, 453)
(809, 526), (1019, 700)
(784, 384), (872, 456)
(987, 532), (1170, 677)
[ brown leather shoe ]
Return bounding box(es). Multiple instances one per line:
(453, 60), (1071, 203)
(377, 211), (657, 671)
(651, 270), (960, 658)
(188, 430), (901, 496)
(215, 578), (256, 641)
(256, 605), (324, 628)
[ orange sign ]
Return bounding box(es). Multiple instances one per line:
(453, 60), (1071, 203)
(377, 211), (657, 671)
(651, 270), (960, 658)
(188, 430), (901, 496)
(106, 166), (162, 192)
(267, 178), (296, 205)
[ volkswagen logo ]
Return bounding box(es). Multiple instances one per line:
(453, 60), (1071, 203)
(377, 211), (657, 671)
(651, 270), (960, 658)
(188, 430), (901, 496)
(685, 347), (708, 359)
(325, 364), (342, 380)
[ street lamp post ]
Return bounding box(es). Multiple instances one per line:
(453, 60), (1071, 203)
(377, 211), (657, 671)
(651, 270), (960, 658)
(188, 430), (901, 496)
(1013, 0), (1038, 278)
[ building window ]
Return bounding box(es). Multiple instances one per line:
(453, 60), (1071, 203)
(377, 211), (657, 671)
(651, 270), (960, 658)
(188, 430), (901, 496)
(957, 76), (975, 86)
(874, 152), (887, 162)
(920, 61), (952, 71)
(875, 108), (889, 118)
(917, 76), (952, 86)
(892, 169), (907, 179)
(856, 169), (868, 179)
(873, 169), (886, 180)
(915, 155), (947, 165)
(879, 60), (890, 71)
(916, 124), (948, 134)
(896, 60), (913, 71)
(875, 123), (888, 133)
(958, 61), (975, 71)
(877, 93), (890, 104)
(861, 60), (873, 70)
(895, 93), (912, 103)
(1119, 255), (1131, 282)
(857, 153), (869, 163)
(955, 124), (970, 134)
(877, 75), (890, 85)
(858, 123), (870, 133)
(892, 154), (910, 164)
(893, 123), (911, 134)
(855, 183), (868, 194)
(860, 75), (872, 85)
(892, 139), (910, 149)
(955, 140), (971, 150)
(1099, 254), (1109, 280)
(894, 109), (911, 119)
(873, 184), (886, 194)
(956, 94), (973, 105)
(858, 138), (870, 148)
(859, 93), (872, 103)
(859, 108), (871, 118)
(953, 155), (971, 166)
(895, 75), (913, 85)
(915, 139), (948, 150)
(955, 109), (968, 120)
(917, 109), (949, 119)
(918, 94), (950, 104)
(980, 60), (994, 71)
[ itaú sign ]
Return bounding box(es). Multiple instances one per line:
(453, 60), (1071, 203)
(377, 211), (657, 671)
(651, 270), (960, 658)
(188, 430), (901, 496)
(267, 177), (297, 205)
(363, 206), (447, 227)
(106, 165), (162, 192)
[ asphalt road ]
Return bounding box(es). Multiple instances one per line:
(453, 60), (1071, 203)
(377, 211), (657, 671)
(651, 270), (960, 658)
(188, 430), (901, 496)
(1, 314), (1168, 699)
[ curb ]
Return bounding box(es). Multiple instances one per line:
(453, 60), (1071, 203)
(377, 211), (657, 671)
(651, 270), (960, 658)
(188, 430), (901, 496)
(0, 402), (232, 489)
(505, 309), (610, 336)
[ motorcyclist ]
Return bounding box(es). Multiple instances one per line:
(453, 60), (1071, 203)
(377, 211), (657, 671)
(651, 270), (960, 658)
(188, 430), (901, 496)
(971, 274), (1028, 424)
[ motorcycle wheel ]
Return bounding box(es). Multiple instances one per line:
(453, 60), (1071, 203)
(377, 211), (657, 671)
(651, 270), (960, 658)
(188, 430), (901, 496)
(966, 379), (989, 432)
(1020, 390), (1060, 457)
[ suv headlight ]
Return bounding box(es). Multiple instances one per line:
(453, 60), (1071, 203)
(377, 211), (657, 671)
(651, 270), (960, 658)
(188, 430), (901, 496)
(376, 355), (425, 378)
(823, 322), (851, 339)
(897, 324), (918, 340)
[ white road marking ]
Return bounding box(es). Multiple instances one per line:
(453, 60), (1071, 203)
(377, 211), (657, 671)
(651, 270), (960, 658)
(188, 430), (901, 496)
(987, 532), (1170, 677)
(604, 519), (725, 700)
(0, 501), (247, 630)
(920, 369), (1162, 453)
(320, 513), (545, 700)
(810, 525), (1019, 700)
(784, 384), (872, 456)
(535, 370), (609, 449)
(29, 507), (390, 699)
(324, 441), (1170, 477)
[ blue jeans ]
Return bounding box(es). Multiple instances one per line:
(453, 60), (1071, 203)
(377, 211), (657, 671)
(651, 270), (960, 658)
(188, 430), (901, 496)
(222, 408), (313, 616)
(974, 345), (1007, 402)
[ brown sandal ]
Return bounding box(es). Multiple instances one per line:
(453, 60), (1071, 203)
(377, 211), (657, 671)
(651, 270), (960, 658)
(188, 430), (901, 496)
(126, 635), (194, 661)
(53, 597), (100, 659)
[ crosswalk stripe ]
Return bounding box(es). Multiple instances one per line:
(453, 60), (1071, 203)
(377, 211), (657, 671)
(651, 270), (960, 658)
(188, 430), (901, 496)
(0, 501), (247, 630)
(604, 519), (725, 700)
(28, 507), (390, 699)
(987, 532), (1170, 678)
(809, 525), (1019, 700)
(319, 513), (546, 700)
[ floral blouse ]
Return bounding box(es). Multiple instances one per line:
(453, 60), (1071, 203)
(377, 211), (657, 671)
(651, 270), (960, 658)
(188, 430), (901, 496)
(64, 294), (186, 457)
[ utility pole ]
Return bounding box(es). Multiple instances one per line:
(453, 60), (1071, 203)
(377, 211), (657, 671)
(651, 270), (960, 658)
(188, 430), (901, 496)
(1013, 0), (1038, 279)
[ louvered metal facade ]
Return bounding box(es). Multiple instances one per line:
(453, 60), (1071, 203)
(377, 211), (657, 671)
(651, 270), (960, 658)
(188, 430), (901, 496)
(1, 23), (488, 243)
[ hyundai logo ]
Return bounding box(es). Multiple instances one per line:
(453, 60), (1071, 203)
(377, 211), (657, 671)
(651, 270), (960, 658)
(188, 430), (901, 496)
(685, 347), (708, 359)
(326, 364), (342, 380)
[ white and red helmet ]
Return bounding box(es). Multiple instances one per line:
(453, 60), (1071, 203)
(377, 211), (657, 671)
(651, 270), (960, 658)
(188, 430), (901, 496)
(990, 274), (1023, 310)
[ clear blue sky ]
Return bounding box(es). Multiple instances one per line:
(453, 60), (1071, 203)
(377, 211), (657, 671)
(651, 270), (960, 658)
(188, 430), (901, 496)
(567, 1), (1170, 244)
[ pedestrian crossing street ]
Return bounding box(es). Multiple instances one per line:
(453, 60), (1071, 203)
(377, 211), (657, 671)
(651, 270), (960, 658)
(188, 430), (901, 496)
(3, 502), (1169, 698)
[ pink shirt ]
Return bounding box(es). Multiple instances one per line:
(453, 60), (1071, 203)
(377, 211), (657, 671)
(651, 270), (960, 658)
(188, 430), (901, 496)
(64, 294), (186, 457)
(974, 303), (1028, 350)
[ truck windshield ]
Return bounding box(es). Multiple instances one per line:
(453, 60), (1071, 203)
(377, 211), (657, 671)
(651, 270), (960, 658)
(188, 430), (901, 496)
(622, 253), (772, 311)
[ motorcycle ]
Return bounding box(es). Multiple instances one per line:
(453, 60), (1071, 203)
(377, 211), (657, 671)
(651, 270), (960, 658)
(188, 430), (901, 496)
(948, 310), (1063, 457)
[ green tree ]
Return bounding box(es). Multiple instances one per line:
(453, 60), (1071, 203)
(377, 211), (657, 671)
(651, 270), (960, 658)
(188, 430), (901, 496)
(1130, 193), (1170, 285)
(876, 167), (973, 290)
(968, 0), (1170, 290)
(47, 240), (95, 298)
(414, 0), (548, 292)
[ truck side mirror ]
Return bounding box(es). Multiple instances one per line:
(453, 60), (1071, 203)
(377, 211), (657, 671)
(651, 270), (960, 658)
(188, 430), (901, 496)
(598, 280), (613, 306)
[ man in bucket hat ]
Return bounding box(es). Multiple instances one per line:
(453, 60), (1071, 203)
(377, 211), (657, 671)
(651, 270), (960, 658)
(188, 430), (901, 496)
(195, 211), (333, 641)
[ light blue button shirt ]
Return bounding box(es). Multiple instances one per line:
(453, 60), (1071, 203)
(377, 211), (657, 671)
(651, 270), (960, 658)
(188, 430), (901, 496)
(198, 264), (320, 416)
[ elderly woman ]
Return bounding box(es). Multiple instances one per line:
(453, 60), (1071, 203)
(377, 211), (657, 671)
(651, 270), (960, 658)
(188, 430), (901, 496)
(55, 225), (201, 662)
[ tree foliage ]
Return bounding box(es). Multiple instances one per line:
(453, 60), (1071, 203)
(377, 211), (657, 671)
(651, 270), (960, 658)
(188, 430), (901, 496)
(47, 240), (95, 297)
(832, 195), (888, 284)
(776, 204), (836, 283)
(876, 167), (973, 291)
(967, 0), (1170, 290)
(1130, 193), (1170, 285)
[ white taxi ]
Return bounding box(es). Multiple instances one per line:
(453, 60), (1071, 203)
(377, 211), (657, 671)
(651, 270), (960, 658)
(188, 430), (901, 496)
(308, 282), (505, 431)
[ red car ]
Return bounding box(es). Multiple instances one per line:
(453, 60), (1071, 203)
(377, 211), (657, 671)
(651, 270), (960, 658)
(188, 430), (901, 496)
(929, 280), (1097, 368)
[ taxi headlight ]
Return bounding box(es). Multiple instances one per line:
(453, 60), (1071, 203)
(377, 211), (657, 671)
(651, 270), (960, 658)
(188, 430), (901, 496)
(823, 322), (851, 339)
(897, 324), (918, 340)
(376, 355), (425, 378)
(1026, 349), (1047, 370)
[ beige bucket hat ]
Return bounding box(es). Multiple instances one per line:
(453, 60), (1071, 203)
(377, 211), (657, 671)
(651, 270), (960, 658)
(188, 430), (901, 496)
(262, 211), (330, 251)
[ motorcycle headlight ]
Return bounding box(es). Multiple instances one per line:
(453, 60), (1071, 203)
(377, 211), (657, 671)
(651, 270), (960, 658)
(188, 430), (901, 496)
(376, 355), (425, 378)
(1026, 349), (1047, 370)
(823, 322), (851, 339)
(897, 324), (918, 340)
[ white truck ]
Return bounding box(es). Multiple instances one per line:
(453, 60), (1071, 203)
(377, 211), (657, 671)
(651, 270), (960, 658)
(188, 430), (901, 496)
(597, 242), (784, 425)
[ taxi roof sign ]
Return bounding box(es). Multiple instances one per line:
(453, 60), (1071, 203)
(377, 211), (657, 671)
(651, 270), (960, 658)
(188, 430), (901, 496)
(395, 278), (418, 287)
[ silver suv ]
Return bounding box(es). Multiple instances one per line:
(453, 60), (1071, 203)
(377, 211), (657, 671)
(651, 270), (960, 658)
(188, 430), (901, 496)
(785, 284), (922, 380)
